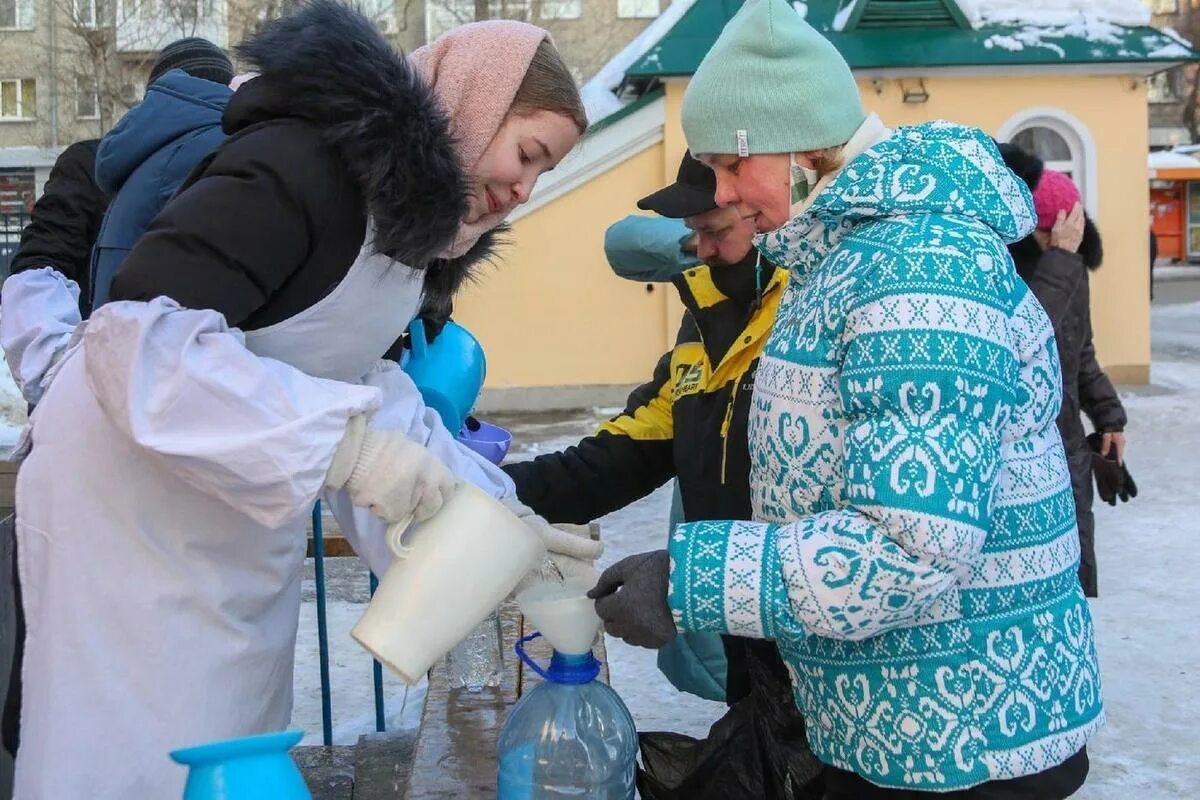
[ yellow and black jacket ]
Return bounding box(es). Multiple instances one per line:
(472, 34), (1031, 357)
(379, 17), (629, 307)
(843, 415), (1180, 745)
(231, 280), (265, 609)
(505, 257), (787, 526)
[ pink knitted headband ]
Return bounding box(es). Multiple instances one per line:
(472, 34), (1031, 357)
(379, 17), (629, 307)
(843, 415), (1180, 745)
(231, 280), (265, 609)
(411, 20), (549, 259)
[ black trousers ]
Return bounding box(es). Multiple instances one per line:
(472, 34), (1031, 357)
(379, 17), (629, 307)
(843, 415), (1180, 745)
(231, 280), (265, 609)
(823, 748), (1089, 800)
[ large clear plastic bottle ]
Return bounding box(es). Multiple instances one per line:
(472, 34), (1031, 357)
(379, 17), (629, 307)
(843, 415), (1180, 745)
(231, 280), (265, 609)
(497, 636), (637, 799)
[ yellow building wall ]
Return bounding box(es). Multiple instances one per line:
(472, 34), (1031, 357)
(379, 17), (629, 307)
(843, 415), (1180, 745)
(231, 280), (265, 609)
(459, 72), (1150, 393)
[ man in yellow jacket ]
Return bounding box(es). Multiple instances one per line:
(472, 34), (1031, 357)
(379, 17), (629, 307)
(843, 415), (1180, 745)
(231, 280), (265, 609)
(505, 151), (789, 705)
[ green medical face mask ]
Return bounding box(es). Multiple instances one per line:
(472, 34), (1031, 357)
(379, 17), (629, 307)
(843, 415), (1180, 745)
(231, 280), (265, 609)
(790, 156), (819, 217)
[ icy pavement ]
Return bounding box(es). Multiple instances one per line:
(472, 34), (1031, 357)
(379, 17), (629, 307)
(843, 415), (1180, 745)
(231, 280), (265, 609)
(1080, 293), (1200, 799)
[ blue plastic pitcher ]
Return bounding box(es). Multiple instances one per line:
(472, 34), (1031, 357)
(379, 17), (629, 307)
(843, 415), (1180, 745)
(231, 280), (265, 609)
(170, 730), (311, 800)
(402, 318), (486, 433)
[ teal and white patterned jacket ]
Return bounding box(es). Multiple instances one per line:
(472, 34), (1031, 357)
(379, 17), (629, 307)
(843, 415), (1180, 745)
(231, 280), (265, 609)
(668, 122), (1103, 791)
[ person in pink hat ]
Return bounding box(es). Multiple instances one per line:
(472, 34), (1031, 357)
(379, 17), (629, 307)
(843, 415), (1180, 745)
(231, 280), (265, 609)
(1000, 144), (1133, 600)
(6, 2), (587, 796)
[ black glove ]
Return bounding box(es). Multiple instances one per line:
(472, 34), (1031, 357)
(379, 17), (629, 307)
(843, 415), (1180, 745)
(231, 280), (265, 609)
(588, 550), (677, 649)
(1087, 433), (1137, 506)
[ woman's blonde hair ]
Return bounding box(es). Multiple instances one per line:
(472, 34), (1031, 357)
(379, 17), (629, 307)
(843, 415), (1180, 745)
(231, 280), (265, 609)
(803, 145), (845, 177)
(511, 39), (587, 135)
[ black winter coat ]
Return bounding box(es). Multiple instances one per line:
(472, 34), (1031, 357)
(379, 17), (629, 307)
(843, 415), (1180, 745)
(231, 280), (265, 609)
(504, 258), (785, 526)
(109, 0), (491, 332)
(1000, 142), (1126, 597)
(7, 139), (107, 316)
(1012, 244), (1126, 597)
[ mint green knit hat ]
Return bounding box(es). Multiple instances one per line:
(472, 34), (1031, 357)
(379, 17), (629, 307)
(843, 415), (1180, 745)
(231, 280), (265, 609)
(682, 0), (865, 156)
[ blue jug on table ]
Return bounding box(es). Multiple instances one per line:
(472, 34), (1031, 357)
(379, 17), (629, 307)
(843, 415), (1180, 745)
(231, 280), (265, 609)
(170, 729), (311, 800)
(401, 318), (486, 434)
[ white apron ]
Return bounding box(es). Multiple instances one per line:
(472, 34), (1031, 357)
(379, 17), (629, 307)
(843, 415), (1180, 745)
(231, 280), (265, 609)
(12, 233), (425, 798)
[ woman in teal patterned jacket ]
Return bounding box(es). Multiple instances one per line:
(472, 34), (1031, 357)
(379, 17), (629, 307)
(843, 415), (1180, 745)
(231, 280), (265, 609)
(587, 1), (1103, 797)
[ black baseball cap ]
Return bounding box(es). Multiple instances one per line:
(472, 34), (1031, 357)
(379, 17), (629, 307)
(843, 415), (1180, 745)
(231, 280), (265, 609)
(636, 151), (718, 219)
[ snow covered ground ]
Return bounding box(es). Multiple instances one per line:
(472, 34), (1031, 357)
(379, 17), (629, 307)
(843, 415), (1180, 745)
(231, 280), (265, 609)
(1080, 289), (1200, 799)
(293, 596), (427, 746)
(0, 361), (24, 455)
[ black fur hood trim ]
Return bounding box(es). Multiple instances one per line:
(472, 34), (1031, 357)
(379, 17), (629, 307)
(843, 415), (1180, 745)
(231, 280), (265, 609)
(418, 225), (509, 322)
(236, 0), (485, 273)
(998, 141), (1103, 271)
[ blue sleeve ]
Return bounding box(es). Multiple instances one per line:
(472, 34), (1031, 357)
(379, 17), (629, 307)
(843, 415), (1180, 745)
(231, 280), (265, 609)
(603, 215), (700, 283)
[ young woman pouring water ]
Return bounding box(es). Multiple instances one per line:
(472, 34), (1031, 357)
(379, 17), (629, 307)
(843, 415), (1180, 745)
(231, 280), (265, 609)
(10, 4), (594, 796)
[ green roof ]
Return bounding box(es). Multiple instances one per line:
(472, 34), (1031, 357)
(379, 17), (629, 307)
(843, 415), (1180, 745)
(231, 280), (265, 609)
(626, 0), (1200, 77)
(586, 85), (666, 135)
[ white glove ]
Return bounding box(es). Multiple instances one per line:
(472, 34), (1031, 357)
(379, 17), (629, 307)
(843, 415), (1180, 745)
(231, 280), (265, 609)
(503, 495), (604, 585)
(327, 414), (456, 524)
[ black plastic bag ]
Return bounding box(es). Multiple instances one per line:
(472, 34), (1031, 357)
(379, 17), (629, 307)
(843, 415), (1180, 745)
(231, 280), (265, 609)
(637, 651), (824, 800)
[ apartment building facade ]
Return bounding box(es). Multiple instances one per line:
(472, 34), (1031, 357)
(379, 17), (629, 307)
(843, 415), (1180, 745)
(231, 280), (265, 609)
(1, 0), (659, 222)
(1, 0), (227, 213)
(1147, 0), (1200, 146)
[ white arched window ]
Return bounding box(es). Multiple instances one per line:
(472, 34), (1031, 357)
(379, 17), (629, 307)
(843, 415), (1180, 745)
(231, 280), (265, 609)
(998, 108), (1098, 220)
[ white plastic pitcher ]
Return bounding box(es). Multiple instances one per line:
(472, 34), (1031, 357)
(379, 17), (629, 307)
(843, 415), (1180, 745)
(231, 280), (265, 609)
(351, 482), (546, 684)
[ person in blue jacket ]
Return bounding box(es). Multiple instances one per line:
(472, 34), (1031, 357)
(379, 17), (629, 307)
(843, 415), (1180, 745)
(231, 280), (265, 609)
(89, 38), (235, 308)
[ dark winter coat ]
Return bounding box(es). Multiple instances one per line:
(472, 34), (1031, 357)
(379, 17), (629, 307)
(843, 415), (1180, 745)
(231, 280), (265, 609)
(90, 70), (233, 309)
(110, 0), (492, 332)
(505, 258), (786, 526)
(6, 140), (107, 315)
(1000, 144), (1127, 597)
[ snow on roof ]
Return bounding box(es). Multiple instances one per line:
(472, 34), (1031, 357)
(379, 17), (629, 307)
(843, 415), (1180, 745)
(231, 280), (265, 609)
(1148, 41), (1194, 59)
(979, 22), (1183, 59)
(834, 0), (1156, 43)
(955, 0), (1151, 29)
(580, 0), (698, 126)
(1149, 150), (1200, 170)
(1162, 27), (1193, 48)
(832, 1), (856, 31)
(957, 0), (1167, 59)
(984, 30), (1066, 58)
